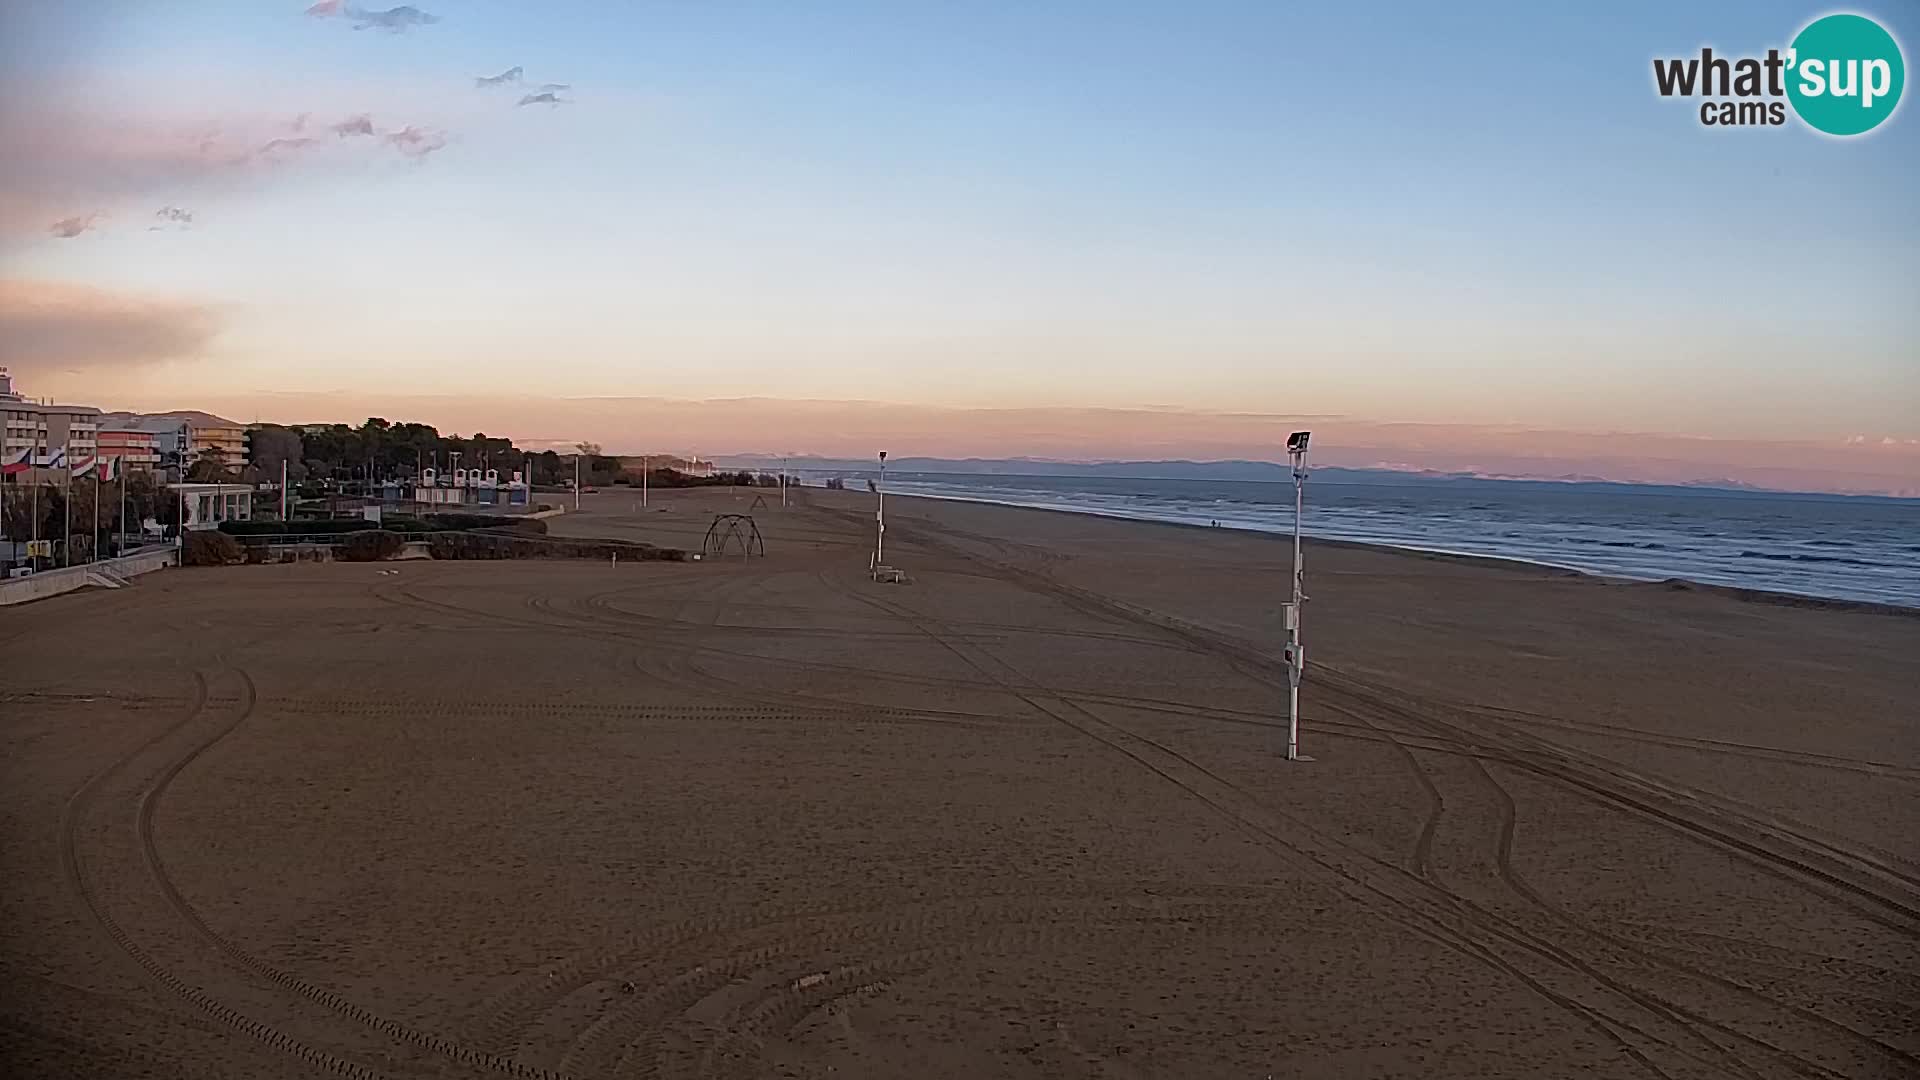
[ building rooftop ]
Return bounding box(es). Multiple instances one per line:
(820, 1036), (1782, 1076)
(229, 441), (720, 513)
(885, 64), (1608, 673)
(3, 401), (102, 415)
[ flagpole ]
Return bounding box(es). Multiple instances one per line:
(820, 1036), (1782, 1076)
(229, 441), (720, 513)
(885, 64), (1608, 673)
(30, 434), (38, 571)
(120, 463), (127, 555)
(92, 469), (99, 564)
(63, 453), (71, 568)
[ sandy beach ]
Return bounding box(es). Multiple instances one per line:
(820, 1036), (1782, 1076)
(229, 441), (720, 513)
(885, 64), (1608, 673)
(2, 486), (1915, 1079)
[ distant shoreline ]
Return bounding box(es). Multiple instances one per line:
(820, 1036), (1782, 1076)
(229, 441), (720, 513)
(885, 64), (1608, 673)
(877, 487), (1920, 619)
(756, 462), (1919, 504)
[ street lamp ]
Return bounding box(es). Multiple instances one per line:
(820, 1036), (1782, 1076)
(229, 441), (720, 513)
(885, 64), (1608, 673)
(873, 450), (887, 573)
(1283, 430), (1311, 761)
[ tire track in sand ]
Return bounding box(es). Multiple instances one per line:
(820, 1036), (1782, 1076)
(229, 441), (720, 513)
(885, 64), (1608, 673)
(864, 504), (1920, 939)
(821, 572), (1695, 1080)
(1330, 692), (1918, 1080)
(66, 653), (582, 1080)
(59, 666), (391, 1079)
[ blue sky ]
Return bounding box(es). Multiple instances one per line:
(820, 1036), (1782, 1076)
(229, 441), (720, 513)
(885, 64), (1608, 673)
(0, 2), (1914, 477)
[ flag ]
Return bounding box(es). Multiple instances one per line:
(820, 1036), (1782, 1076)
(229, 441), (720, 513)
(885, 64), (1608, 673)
(36, 448), (66, 469)
(99, 456), (119, 482)
(70, 455), (96, 479)
(0, 448), (29, 475)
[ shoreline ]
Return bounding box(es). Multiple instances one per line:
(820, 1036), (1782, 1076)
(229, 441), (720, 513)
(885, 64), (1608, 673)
(880, 487), (1920, 618)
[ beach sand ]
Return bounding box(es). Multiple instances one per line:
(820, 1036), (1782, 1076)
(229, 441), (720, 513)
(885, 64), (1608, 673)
(2, 485), (1915, 1079)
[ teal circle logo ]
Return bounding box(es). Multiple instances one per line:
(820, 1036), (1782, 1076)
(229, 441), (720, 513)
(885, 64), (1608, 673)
(1786, 14), (1905, 136)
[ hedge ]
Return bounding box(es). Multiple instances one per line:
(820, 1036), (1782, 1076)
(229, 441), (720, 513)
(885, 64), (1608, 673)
(426, 532), (684, 562)
(182, 531), (245, 566)
(338, 530), (407, 562)
(220, 519), (380, 536)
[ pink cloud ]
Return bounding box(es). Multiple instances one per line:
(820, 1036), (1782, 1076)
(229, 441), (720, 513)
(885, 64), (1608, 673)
(0, 278), (223, 373)
(384, 125), (447, 157)
(330, 114), (376, 138)
(47, 213), (104, 238)
(0, 107), (452, 240)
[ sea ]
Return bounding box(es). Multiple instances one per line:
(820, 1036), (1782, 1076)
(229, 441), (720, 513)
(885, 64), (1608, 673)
(867, 473), (1920, 610)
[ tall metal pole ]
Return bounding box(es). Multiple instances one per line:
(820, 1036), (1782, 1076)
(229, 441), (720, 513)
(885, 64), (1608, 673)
(641, 455), (648, 508)
(1284, 431), (1311, 762)
(780, 457), (787, 508)
(874, 450), (887, 571)
(63, 453), (71, 568)
(92, 471), (99, 563)
(280, 459), (288, 521)
(120, 467), (127, 554)
(574, 453), (580, 510)
(31, 431), (40, 569)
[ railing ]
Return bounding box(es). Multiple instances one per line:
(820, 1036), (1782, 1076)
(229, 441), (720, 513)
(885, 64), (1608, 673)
(0, 546), (178, 606)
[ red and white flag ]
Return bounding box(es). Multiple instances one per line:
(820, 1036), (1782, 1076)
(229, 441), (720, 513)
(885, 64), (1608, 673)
(0, 448), (29, 475)
(69, 455), (97, 479)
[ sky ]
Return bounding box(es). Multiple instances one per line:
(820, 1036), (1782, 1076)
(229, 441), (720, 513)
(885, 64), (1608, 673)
(0, 2), (1915, 493)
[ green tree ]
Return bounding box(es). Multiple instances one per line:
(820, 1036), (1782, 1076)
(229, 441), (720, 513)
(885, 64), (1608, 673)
(1, 481), (69, 546)
(125, 469), (174, 529)
(186, 448), (235, 482)
(247, 424), (307, 484)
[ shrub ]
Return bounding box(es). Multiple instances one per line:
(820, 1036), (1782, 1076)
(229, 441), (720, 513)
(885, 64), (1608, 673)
(416, 512), (511, 532)
(481, 518), (548, 535)
(219, 519), (379, 536)
(338, 530), (406, 562)
(182, 530), (245, 566)
(426, 532), (683, 562)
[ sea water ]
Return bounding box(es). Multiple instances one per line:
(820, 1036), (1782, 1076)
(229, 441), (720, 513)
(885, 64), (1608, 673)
(878, 473), (1919, 609)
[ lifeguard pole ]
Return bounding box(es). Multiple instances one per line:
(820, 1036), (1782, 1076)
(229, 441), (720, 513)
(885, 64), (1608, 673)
(872, 450), (887, 573)
(1284, 430), (1311, 761)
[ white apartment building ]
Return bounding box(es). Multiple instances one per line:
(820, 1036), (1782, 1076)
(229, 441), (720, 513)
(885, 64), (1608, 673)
(3, 402), (101, 484)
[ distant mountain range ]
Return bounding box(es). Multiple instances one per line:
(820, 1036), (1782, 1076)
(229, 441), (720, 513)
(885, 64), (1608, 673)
(98, 409), (243, 429)
(715, 455), (1911, 502)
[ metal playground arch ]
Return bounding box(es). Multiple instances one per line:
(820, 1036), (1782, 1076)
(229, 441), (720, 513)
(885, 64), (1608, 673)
(702, 514), (765, 558)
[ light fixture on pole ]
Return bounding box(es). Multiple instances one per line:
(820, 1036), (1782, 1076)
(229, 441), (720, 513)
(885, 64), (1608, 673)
(873, 450), (887, 574)
(1283, 430), (1312, 762)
